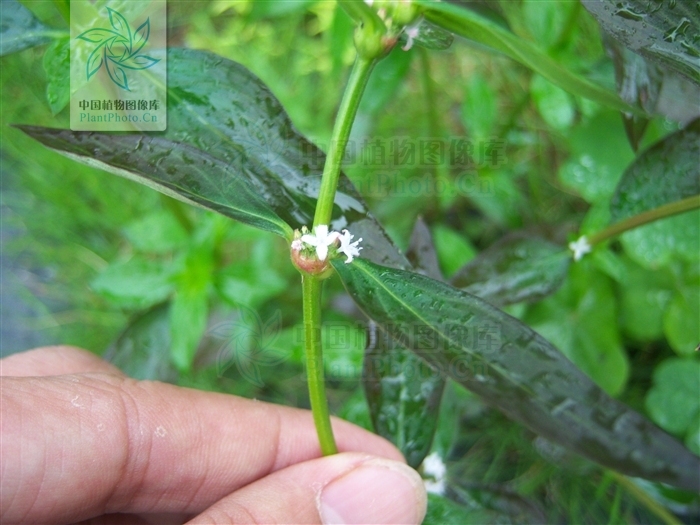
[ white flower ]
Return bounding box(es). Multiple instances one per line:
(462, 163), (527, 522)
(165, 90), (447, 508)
(569, 236), (592, 262)
(423, 478), (446, 495)
(301, 225), (338, 261)
(422, 452), (446, 479)
(402, 25), (420, 50)
(337, 229), (363, 263)
(421, 452), (446, 495)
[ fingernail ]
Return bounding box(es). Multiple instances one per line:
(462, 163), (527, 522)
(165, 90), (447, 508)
(319, 458), (427, 525)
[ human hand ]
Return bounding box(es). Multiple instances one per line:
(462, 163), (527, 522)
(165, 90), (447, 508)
(1, 346), (427, 525)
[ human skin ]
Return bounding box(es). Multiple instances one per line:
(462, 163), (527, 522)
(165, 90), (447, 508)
(0, 346), (427, 525)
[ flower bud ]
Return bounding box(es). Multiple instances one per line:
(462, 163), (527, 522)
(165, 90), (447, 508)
(392, 0), (419, 26)
(290, 229), (335, 278)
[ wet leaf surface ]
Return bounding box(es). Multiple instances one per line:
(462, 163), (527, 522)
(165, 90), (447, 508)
(451, 234), (570, 307)
(611, 119), (700, 222)
(611, 118), (700, 267)
(363, 322), (445, 468)
(18, 48), (409, 268)
(603, 35), (663, 150)
(363, 218), (445, 468)
(17, 127), (293, 239)
(0, 0), (54, 56)
(582, 0), (700, 86)
(334, 258), (700, 491)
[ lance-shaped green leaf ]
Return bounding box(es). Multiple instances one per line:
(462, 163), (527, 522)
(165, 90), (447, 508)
(611, 119), (700, 223)
(416, 0), (640, 114)
(604, 35), (663, 151)
(450, 234), (570, 307)
(363, 323), (445, 468)
(165, 49), (406, 268)
(363, 218), (446, 468)
(18, 48), (407, 268)
(609, 119), (700, 267)
(17, 127), (293, 239)
(0, 0), (57, 56)
(581, 0), (700, 87)
(332, 258), (700, 491)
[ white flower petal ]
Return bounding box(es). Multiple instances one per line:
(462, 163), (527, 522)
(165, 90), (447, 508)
(337, 229), (363, 263)
(301, 234), (318, 246)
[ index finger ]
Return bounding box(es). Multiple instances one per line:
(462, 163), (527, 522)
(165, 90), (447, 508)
(0, 373), (403, 525)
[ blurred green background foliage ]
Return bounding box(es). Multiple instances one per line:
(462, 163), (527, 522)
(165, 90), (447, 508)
(1, 1), (698, 523)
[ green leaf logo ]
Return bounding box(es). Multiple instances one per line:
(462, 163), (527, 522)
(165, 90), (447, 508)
(76, 8), (160, 91)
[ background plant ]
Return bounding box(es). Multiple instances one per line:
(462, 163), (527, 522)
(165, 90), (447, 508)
(1, 0), (699, 523)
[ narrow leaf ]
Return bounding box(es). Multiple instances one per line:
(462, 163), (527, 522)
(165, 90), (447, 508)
(364, 323), (446, 469)
(406, 217), (443, 281)
(604, 35), (663, 150)
(611, 119), (700, 223)
(333, 258), (700, 491)
(582, 0), (700, 87)
(363, 218), (446, 468)
(16, 127), (293, 239)
(417, 0), (640, 114)
(450, 234), (570, 307)
(0, 0), (56, 56)
(18, 49), (406, 267)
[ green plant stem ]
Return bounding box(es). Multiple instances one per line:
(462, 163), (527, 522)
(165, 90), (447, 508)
(305, 32), (378, 457)
(302, 275), (337, 455)
(419, 48), (448, 213)
(589, 195), (700, 246)
(609, 472), (682, 525)
(313, 56), (376, 228)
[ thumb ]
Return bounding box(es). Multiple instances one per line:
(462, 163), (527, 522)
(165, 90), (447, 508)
(187, 452), (427, 525)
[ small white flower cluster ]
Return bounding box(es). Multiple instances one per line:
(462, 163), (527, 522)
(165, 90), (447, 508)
(568, 236), (592, 262)
(292, 225), (363, 264)
(421, 452), (447, 495)
(362, 0), (420, 51)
